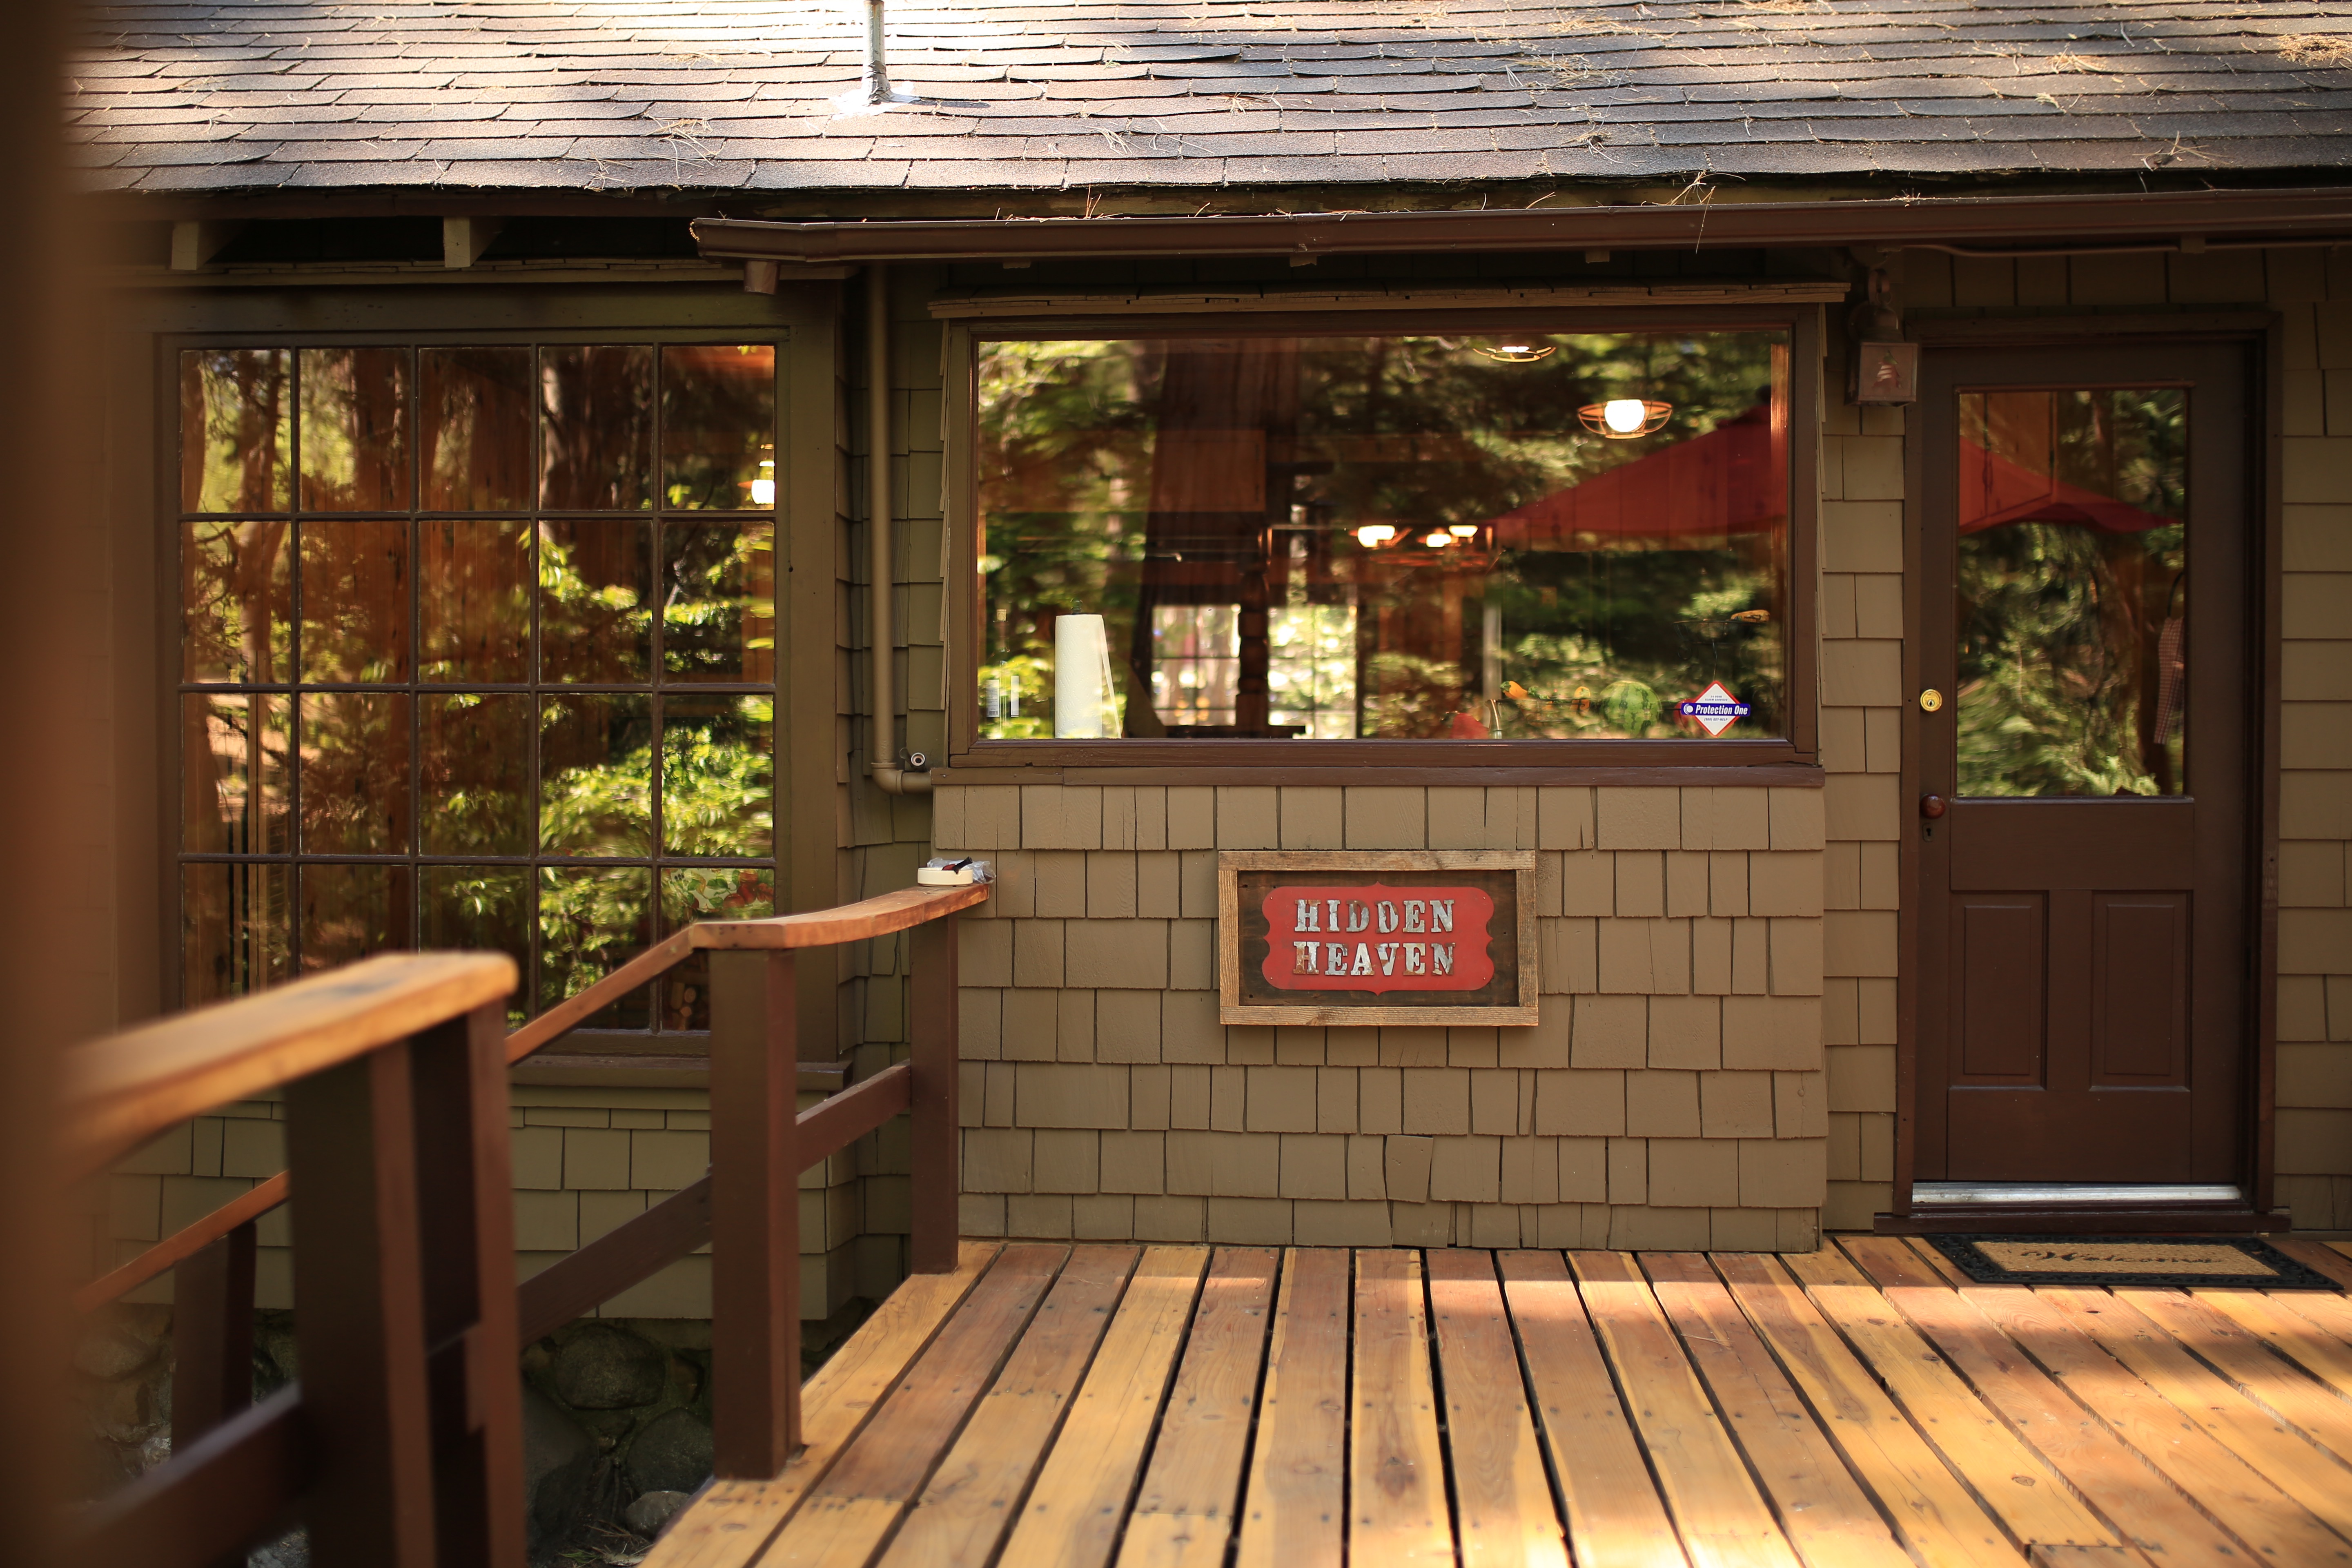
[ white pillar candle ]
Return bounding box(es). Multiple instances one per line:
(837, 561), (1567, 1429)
(1054, 613), (1119, 739)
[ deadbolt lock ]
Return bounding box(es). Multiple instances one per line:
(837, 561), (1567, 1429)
(1918, 688), (1944, 713)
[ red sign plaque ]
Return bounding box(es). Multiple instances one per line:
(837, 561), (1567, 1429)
(1257, 883), (1498, 994)
(1218, 851), (1537, 1026)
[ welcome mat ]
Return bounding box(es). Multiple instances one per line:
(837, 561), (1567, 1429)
(1925, 1234), (2342, 1290)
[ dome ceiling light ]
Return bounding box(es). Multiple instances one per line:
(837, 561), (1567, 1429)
(1578, 398), (1674, 439)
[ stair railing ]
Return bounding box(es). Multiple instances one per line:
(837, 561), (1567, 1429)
(66, 881), (982, 1568)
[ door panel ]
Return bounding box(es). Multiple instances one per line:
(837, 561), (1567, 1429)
(1917, 340), (2252, 1187)
(2090, 892), (2189, 1084)
(1954, 895), (2044, 1082)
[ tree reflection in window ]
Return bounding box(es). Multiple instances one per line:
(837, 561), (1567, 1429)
(177, 342), (777, 1029)
(976, 331), (1790, 742)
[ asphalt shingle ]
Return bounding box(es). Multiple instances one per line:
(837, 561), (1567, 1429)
(66, 0), (2352, 196)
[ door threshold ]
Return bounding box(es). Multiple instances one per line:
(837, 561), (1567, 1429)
(1914, 1182), (2242, 1207)
(1877, 1184), (2289, 1237)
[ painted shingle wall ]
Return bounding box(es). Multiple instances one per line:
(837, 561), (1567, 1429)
(932, 784), (1827, 1249)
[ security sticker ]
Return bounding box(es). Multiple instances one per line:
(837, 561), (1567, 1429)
(1677, 680), (1752, 737)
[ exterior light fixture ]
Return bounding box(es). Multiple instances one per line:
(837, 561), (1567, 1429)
(1422, 530), (1451, 548)
(749, 457), (777, 506)
(1578, 398), (1673, 438)
(1472, 339), (1557, 363)
(1448, 523), (1479, 538)
(1356, 523), (1396, 547)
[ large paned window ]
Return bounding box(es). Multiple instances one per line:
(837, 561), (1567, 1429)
(975, 327), (1790, 744)
(177, 340), (778, 1029)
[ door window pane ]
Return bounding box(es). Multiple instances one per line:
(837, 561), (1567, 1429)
(539, 865), (653, 1028)
(299, 348), (412, 511)
(976, 332), (1789, 740)
(662, 345), (776, 510)
(299, 693), (413, 853)
(661, 695), (773, 858)
(301, 863), (413, 973)
(182, 520), (291, 684)
(421, 519), (529, 682)
(183, 862), (290, 1004)
(180, 349), (290, 514)
(183, 693), (289, 855)
(540, 519), (653, 682)
(422, 348), (533, 510)
(422, 865), (528, 1024)
(421, 693), (529, 856)
(663, 521), (775, 682)
(540, 694), (653, 856)
(1956, 389), (2187, 797)
(300, 519), (412, 684)
(541, 345), (653, 510)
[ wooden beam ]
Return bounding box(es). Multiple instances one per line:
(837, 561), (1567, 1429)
(441, 216), (503, 269)
(169, 219), (245, 270)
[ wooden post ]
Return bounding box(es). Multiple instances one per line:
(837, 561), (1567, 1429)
(409, 1003), (527, 1568)
(909, 914), (961, 1274)
(169, 1221), (254, 1457)
(285, 1044), (437, 1568)
(709, 949), (800, 1477)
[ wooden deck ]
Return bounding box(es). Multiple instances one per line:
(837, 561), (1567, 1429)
(646, 1236), (2352, 1568)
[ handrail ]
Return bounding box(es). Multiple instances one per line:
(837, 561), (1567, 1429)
(77, 882), (988, 1307)
(60, 952), (516, 1183)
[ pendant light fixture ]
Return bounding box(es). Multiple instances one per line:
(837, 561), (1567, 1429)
(1578, 336), (1675, 438)
(1471, 336), (1556, 363)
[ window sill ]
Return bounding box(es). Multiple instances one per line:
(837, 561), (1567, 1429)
(934, 738), (1823, 788)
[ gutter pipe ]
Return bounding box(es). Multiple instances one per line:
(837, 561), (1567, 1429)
(866, 261), (929, 796)
(691, 186), (2352, 265)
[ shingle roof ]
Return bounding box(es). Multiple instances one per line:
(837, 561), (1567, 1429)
(69, 0), (2352, 200)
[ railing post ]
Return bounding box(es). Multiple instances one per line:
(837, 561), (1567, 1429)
(409, 1002), (527, 1568)
(709, 949), (799, 1477)
(169, 1220), (254, 1460)
(285, 1043), (437, 1568)
(908, 913), (961, 1274)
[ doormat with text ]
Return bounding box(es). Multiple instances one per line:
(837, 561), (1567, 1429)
(1925, 1234), (2341, 1290)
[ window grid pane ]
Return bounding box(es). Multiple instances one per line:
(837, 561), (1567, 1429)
(176, 339), (779, 1029)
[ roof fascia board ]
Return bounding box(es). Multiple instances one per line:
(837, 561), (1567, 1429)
(692, 187), (2352, 263)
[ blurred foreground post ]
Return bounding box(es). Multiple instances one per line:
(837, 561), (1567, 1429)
(0, 3), (99, 1566)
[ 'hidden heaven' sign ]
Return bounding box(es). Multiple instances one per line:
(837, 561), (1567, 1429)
(1218, 851), (1537, 1026)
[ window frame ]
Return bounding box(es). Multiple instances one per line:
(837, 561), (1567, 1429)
(942, 303), (1822, 781)
(163, 323), (788, 1029)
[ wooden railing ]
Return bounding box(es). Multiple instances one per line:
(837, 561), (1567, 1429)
(66, 881), (984, 1568)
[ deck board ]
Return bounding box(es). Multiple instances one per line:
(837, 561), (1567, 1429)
(663, 1242), (2352, 1568)
(1234, 1250), (1347, 1568)
(876, 1246), (1138, 1568)
(1350, 1248), (1452, 1566)
(997, 1245), (1209, 1568)
(1426, 1251), (1566, 1568)
(1116, 1248), (1278, 1568)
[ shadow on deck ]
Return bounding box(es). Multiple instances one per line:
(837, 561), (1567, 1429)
(650, 1235), (2352, 1568)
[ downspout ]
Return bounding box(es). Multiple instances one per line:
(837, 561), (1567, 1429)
(867, 261), (930, 796)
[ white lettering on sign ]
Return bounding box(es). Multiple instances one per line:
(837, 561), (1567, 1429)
(1259, 881), (1499, 996)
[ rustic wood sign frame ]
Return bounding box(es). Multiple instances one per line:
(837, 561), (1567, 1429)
(1217, 851), (1539, 1027)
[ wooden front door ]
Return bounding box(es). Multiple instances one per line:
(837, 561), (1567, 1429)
(1917, 339), (2255, 1184)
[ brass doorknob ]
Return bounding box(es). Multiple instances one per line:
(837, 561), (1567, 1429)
(1919, 689), (1945, 713)
(1920, 794), (1947, 819)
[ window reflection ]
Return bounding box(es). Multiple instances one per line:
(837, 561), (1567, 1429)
(661, 345), (776, 510)
(541, 345), (653, 510)
(1956, 389), (2187, 797)
(180, 340), (781, 1024)
(180, 349), (290, 514)
(299, 348), (411, 511)
(422, 348), (532, 511)
(977, 332), (1789, 741)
